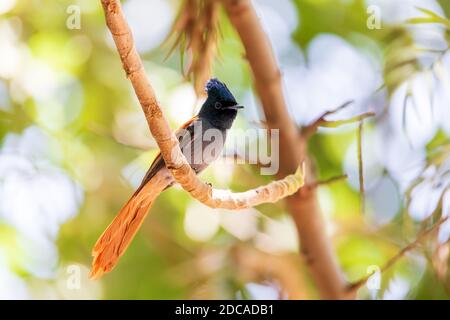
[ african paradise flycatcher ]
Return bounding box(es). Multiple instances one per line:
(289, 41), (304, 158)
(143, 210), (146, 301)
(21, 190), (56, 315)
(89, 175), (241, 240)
(90, 79), (243, 279)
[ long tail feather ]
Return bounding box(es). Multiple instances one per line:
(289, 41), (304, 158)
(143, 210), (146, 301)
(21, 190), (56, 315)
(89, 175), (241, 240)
(90, 169), (172, 279)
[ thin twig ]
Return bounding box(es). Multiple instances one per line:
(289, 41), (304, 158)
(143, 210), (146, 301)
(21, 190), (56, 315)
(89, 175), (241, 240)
(347, 217), (449, 295)
(301, 100), (355, 138)
(357, 121), (365, 216)
(305, 174), (348, 190)
(320, 112), (376, 128)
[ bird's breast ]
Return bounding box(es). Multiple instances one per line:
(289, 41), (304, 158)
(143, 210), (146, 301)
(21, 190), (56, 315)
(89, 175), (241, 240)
(180, 119), (227, 174)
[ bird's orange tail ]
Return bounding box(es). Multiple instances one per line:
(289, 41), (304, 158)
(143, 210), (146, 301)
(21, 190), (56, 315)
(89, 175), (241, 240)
(90, 169), (172, 279)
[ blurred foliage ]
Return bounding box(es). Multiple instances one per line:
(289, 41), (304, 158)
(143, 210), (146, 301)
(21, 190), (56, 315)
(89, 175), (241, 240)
(0, 0), (449, 300)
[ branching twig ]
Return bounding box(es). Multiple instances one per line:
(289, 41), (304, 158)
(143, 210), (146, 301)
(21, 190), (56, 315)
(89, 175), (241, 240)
(346, 217), (449, 297)
(100, 0), (305, 210)
(305, 174), (348, 190)
(301, 100), (354, 138)
(321, 112), (376, 128)
(301, 100), (376, 139)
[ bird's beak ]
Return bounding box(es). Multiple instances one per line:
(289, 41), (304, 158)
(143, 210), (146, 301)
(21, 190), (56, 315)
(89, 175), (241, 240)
(227, 104), (244, 110)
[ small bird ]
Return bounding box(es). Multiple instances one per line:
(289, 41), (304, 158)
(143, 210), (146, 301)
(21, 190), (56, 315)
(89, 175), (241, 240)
(90, 78), (243, 279)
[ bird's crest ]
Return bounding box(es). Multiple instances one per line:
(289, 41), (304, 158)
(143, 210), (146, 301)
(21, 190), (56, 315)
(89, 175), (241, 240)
(205, 78), (236, 103)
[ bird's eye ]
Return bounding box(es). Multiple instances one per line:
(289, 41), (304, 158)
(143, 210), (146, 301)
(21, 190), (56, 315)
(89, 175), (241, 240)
(214, 102), (222, 109)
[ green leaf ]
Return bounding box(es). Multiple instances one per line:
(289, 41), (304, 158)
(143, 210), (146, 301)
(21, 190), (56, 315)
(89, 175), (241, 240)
(407, 17), (443, 24)
(409, 7), (450, 28)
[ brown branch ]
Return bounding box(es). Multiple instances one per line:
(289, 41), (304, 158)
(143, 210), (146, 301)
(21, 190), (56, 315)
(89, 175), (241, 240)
(100, 0), (305, 210)
(347, 217), (449, 297)
(222, 0), (346, 299)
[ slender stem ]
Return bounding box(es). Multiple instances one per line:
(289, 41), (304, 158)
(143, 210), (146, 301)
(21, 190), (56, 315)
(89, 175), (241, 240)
(347, 218), (448, 295)
(357, 122), (365, 216)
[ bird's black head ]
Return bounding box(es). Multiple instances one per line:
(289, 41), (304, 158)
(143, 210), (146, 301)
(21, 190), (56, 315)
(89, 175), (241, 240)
(198, 78), (243, 129)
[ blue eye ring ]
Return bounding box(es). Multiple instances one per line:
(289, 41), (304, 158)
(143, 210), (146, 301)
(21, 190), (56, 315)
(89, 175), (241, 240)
(214, 101), (222, 109)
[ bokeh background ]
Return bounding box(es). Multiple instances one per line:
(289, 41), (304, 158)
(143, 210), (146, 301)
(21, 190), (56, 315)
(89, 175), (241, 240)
(0, 0), (450, 299)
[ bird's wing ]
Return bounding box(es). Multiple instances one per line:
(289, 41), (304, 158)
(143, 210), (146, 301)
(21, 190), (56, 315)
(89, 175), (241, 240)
(135, 115), (200, 193)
